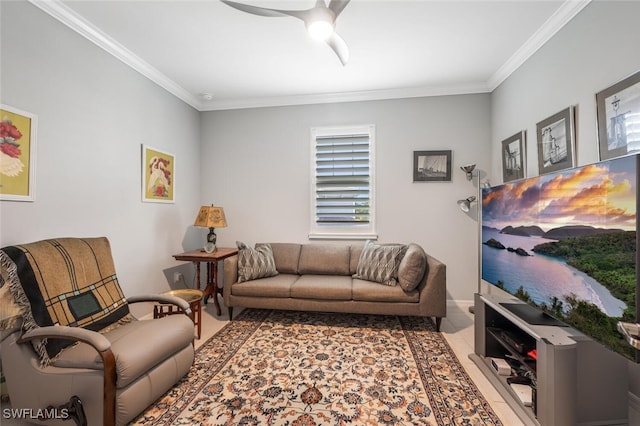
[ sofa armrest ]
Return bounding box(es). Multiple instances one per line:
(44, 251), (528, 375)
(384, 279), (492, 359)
(223, 254), (239, 305)
(127, 294), (191, 315)
(417, 254), (447, 319)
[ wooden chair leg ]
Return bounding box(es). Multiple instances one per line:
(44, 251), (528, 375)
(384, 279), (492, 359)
(99, 348), (117, 425)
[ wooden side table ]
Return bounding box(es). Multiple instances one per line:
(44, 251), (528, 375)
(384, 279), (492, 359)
(172, 248), (238, 316)
(153, 289), (204, 339)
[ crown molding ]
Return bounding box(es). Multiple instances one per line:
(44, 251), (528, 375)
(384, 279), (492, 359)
(201, 83), (491, 111)
(29, 0), (588, 111)
(487, 0), (591, 91)
(28, 0), (203, 110)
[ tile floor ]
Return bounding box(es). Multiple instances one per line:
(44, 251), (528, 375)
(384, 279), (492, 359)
(2, 300), (524, 425)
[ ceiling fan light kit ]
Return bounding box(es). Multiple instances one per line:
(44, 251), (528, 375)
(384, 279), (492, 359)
(220, 0), (350, 65)
(307, 20), (334, 41)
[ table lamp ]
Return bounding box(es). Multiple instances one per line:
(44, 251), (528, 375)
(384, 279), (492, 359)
(194, 205), (227, 253)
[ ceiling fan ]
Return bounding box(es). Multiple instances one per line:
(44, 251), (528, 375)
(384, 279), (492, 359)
(220, 0), (351, 65)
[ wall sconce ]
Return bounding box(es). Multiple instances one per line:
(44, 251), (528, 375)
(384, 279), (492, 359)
(457, 196), (476, 212)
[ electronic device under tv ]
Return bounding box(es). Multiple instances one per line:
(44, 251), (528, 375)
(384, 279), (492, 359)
(481, 154), (639, 362)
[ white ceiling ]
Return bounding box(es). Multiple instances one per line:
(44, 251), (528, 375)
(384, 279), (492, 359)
(33, 0), (591, 111)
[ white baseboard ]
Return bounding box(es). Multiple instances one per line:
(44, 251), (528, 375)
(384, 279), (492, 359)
(448, 299), (473, 308)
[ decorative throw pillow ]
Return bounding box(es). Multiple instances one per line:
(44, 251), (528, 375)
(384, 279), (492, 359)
(237, 241), (279, 283)
(353, 240), (407, 286)
(397, 243), (428, 292)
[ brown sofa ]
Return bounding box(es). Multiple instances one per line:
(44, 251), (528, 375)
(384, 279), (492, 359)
(223, 242), (447, 331)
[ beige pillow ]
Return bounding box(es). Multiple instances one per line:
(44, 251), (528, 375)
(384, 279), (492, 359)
(237, 242), (278, 283)
(397, 243), (428, 292)
(353, 241), (407, 286)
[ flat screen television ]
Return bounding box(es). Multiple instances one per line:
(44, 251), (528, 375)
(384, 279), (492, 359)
(481, 154), (639, 362)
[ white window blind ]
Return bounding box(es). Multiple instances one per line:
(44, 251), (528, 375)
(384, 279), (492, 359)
(310, 125), (376, 240)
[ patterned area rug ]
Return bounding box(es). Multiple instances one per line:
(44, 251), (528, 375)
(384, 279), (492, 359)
(132, 309), (503, 425)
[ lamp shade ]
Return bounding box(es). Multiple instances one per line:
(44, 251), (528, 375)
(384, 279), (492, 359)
(194, 205), (227, 228)
(457, 196), (476, 213)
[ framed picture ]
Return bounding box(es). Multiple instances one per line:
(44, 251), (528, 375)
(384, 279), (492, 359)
(596, 70), (640, 161)
(536, 106), (575, 175)
(142, 145), (175, 203)
(501, 130), (526, 182)
(413, 150), (452, 182)
(0, 105), (37, 202)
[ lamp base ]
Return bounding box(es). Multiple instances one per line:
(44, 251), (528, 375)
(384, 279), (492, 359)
(203, 227), (217, 253)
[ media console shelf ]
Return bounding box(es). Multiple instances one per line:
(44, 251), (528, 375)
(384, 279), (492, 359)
(471, 293), (629, 426)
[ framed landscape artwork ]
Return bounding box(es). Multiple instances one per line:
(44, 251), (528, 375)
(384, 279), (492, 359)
(0, 104), (37, 201)
(142, 145), (175, 203)
(501, 130), (526, 182)
(536, 106), (575, 175)
(596, 70), (640, 161)
(413, 150), (452, 182)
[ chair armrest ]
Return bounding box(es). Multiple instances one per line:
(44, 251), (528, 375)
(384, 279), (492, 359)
(18, 325), (111, 352)
(18, 325), (117, 424)
(127, 294), (192, 315)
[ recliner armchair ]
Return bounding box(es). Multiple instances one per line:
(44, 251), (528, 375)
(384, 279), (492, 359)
(0, 237), (195, 425)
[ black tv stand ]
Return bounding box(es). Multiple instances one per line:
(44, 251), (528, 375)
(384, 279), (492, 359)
(499, 302), (568, 327)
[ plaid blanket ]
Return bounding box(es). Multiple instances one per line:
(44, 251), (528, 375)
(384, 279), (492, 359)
(0, 237), (130, 365)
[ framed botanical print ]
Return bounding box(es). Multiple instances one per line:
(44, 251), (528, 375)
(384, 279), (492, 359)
(142, 145), (175, 203)
(596, 70), (640, 160)
(536, 106), (575, 175)
(501, 130), (526, 182)
(0, 105), (37, 201)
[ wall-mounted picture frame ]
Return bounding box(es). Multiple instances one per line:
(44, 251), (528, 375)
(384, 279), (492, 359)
(536, 106), (575, 175)
(0, 104), (37, 202)
(142, 144), (175, 203)
(501, 130), (526, 183)
(413, 150), (452, 182)
(596, 70), (640, 161)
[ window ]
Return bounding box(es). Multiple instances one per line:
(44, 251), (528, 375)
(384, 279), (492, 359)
(309, 125), (376, 240)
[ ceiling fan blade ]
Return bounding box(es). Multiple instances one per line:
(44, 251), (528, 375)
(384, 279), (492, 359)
(326, 31), (349, 65)
(328, 0), (350, 18)
(220, 0), (310, 20)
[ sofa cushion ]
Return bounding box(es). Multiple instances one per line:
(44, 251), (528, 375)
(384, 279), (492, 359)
(232, 274), (298, 298)
(52, 314), (194, 388)
(290, 275), (352, 300)
(353, 241), (407, 286)
(349, 245), (364, 275)
(397, 243), (428, 292)
(237, 242), (278, 283)
(352, 279), (420, 303)
(258, 243), (301, 274)
(298, 245), (350, 275)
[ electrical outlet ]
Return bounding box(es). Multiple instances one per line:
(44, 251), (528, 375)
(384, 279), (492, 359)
(173, 272), (183, 284)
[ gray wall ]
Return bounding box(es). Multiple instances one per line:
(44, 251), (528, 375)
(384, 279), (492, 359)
(0, 1), (203, 301)
(201, 95), (491, 302)
(490, 0), (640, 418)
(491, 0), (640, 181)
